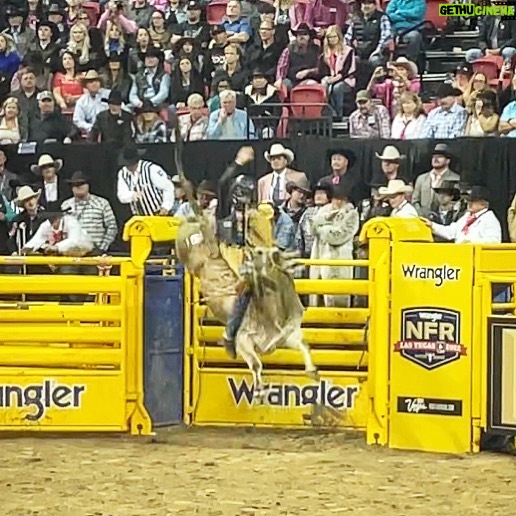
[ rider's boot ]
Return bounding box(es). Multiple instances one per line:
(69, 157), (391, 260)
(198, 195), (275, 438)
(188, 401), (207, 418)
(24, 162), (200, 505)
(220, 331), (237, 359)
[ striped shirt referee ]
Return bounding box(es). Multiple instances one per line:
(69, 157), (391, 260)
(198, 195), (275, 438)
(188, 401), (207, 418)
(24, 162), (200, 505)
(116, 146), (175, 216)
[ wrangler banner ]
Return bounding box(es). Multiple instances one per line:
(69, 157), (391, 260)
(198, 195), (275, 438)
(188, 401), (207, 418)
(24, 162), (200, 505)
(389, 243), (474, 453)
(191, 370), (368, 428)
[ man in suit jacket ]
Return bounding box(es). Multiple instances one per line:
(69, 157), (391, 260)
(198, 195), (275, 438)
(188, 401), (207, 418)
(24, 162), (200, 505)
(422, 186), (501, 244)
(412, 143), (460, 217)
(30, 153), (68, 211)
(257, 143), (308, 206)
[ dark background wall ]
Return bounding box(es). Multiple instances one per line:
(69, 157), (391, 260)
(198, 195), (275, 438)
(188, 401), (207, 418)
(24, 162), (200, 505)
(3, 138), (515, 245)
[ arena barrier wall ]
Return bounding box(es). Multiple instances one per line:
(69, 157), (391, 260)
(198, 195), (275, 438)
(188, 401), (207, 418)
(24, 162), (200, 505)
(0, 216), (180, 435)
(183, 218), (516, 454)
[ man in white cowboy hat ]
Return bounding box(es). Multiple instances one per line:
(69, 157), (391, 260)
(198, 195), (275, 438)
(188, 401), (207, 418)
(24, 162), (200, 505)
(374, 145), (410, 188)
(8, 185), (47, 255)
(378, 179), (418, 218)
(31, 153), (65, 211)
(257, 143), (308, 206)
(73, 70), (110, 133)
(412, 143), (460, 217)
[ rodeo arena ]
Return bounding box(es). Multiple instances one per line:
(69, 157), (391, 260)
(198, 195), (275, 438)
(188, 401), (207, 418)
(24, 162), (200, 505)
(3, 0), (516, 513)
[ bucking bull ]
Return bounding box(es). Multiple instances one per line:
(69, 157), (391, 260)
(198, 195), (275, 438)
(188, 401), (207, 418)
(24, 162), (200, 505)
(175, 215), (319, 399)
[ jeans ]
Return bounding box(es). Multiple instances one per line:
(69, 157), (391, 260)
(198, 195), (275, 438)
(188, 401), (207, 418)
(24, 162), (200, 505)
(226, 291), (252, 340)
(326, 81), (353, 118)
(398, 30), (423, 62)
(465, 46), (516, 63)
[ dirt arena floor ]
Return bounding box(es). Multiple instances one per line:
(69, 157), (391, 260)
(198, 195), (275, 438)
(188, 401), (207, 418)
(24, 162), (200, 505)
(0, 428), (514, 516)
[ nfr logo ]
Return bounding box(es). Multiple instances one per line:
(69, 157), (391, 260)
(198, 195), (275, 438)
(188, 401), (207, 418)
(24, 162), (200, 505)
(394, 308), (467, 370)
(0, 380), (86, 422)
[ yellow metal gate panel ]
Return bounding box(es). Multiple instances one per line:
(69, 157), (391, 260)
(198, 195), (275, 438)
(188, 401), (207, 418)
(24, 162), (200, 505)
(0, 369), (126, 431)
(388, 242), (474, 454)
(191, 368), (368, 429)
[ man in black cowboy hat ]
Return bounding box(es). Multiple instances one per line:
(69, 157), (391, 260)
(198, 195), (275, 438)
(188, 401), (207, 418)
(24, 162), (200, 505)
(116, 144), (175, 217)
(429, 180), (462, 228)
(62, 171), (118, 254)
(90, 90), (134, 145)
(422, 186), (502, 244)
(413, 143), (460, 217)
(275, 22), (320, 90)
(4, 5), (34, 58)
(422, 83), (467, 139)
(318, 148), (362, 205)
(26, 20), (59, 71)
(128, 47), (170, 110)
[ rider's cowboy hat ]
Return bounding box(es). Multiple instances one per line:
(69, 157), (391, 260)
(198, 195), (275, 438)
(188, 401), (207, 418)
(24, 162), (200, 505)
(375, 145), (406, 161)
(264, 143), (294, 165)
(378, 179), (413, 197)
(80, 70), (102, 84)
(15, 185), (41, 206)
(433, 180), (460, 201)
(388, 56), (418, 77)
(197, 179), (217, 197)
(327, 148), (356, 168)
(31, 154), (63, 174)
(118, 145), (146, 167)
(286, 177), (311, 195)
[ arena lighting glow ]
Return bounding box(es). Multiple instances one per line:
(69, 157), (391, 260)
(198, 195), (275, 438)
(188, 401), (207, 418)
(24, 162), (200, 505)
(439, 3), (516, 17)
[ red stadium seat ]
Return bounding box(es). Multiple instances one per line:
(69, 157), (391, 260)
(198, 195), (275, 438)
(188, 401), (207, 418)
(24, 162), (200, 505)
(425, 0), (447, 31)
(276, 106), (289, 137)
(207, 0), (228, 24)
(290, 83), (327, 118)
(472, 57), (502, 81)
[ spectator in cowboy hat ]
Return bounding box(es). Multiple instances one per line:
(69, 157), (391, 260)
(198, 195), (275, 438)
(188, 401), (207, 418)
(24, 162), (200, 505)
(378, 179), (418, 218)
(422, 186), (502, 244)
(128, 46), (170, 110)
(373, 145), (411, 188)
(73, 70), (110, 133)
(61, 171), (118, 254)
(275, 22), (320, 90)
(318, 148), (361, 205)
(30, 153), (66, 211)
(412, 142), (460, 217)
(90, 89), (134, 145)
(257, 143), (308, 205)
(422, 83), (467, 139)
(282, 177), (311, 232)
(296, 183), (332, 259)
(429, 180), (462, 228)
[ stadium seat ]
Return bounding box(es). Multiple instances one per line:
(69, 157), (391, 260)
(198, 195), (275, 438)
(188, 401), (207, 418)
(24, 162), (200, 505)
(207, 0), (228, 24)
(472, 57), (501, 81)
(425, 0), (448, 32)
(276, 106), (289, 137)
(290, 83), (327, 118)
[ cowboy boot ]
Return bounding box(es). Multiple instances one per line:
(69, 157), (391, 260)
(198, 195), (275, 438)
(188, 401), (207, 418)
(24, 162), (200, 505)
(219, 331), (237, 359)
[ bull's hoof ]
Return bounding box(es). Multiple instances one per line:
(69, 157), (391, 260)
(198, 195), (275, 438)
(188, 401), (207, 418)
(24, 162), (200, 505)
(305, 368), (320, 381)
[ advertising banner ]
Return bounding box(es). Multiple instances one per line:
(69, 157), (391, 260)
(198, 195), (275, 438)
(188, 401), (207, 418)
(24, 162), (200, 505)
(192, 369), (368, 429)
(0, 372), (126, 430)
(389, 243), (474, 453)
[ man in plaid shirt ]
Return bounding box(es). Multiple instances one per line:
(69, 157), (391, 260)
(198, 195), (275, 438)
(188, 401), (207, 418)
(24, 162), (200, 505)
(350, 90), (391, 138)
(422, 83), (467, 139)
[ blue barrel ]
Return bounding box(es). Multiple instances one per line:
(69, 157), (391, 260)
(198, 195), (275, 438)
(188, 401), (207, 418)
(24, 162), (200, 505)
(143, 270), (184, 426)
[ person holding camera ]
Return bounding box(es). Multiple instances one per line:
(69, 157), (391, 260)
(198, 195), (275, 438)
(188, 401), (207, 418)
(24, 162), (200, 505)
(349, 89), (390, 139)
(465, 90), (499, 136)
